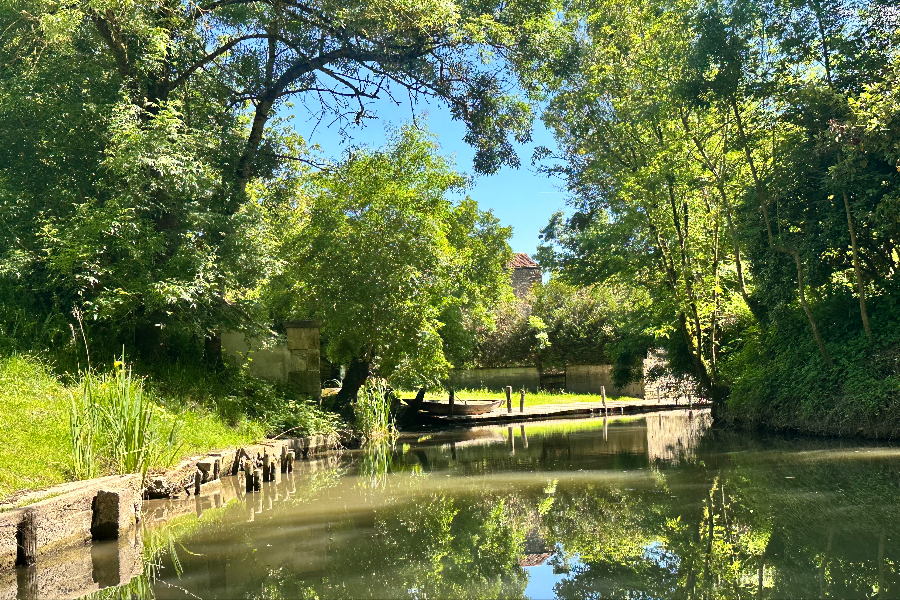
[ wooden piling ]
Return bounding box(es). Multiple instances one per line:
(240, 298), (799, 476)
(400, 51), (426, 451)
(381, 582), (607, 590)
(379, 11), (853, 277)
(601, 385), (607, 413)
(252, 468), (262, 491)
(505, 386), (512, 413)
(449, 389), (455, 416)
(520, 389), (525, 413)
(286, 450), (295, 473)
(263, 453), (271, 482)
(244, 460), (254, 493)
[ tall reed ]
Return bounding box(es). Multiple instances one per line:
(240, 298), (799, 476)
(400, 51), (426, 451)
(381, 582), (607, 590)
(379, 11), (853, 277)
(69, 372), (99, 480)
(353, 378), (398, 440)
(69, 357), (161, 481)
(99, 360), (154, 477)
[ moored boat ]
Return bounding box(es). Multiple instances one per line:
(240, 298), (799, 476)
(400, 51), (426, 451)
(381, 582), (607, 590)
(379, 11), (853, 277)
(403, 398), (502, 416)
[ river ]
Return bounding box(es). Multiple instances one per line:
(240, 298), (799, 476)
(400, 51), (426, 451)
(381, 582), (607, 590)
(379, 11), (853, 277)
(76, 409), (900, 599)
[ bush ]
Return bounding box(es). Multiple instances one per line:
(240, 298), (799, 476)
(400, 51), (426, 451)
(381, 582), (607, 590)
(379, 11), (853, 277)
(724, 292), (900, 436)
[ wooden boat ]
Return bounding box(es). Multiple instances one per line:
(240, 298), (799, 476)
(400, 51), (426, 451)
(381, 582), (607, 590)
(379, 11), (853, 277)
(403, 398), (502, 416)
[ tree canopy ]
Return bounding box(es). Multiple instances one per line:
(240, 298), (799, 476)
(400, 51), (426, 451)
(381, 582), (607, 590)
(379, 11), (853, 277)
(529, 0), (900, 420)
(265, 124), (513, 400)
(0, 0), (560, 357)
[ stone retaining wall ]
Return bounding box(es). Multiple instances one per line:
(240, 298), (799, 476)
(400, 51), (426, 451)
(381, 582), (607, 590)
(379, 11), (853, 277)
(449, 367), (541, 392)
(0, 474), (141, 572)
(566, 364), (645, 398)
(449, 364), (645, 397)
(0, 431), (341, 592)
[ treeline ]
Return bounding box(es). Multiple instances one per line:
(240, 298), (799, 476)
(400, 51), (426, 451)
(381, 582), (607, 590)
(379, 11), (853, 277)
(0, 0), (569, 402)
(531, 0), (900, 431)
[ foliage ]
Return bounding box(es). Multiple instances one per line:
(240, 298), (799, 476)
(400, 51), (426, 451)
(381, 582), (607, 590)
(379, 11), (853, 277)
(0, 0), (562, 361)
(268, 123), (513, 395)
(352, 378), (400, 440)
(527, 0), (900, 422)
(468, 279), (652, 380)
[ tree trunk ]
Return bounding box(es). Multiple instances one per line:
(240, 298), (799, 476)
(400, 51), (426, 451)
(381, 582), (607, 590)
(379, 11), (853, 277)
(336, 357), (371, 407)
(730, 96), (832, 364)
(843, 192), (872, 340)
(790, 250), (834, 366)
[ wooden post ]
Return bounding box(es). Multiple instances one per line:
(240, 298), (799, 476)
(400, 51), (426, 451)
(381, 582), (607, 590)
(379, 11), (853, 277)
(16, 510), (37, 567)
(505, 386), (512, 413)
(449, 388), (455, 416)
(263, 453), (271, 482)
(194, 470), (202, 495)
(286, 450), (295, 473)
(253, 468), (262, 491)
(601, 385), (607, 413)
(244, 460), (254, 493)
(656, 388), (661, 404)
(520, 389), (525, 413)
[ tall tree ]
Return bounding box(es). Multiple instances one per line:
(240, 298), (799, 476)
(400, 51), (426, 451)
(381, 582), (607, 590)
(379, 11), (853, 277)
(268, 124), (513, 403)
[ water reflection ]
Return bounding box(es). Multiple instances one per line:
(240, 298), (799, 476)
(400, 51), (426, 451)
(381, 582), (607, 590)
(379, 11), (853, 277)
(61, 410), (900, 599)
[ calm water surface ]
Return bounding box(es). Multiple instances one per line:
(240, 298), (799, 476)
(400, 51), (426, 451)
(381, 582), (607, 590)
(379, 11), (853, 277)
(79, 410), (900, 599)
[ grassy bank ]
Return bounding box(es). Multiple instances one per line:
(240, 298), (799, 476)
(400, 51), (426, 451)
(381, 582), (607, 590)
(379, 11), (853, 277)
(0, 354), (338, 504)
(414, 388), (642, 406)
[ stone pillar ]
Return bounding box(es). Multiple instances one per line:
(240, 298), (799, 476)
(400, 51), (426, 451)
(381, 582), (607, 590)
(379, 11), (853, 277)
(284, 320), (322, 400)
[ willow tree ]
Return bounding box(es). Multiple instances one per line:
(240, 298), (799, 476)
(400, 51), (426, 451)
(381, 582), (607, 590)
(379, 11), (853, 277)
(268, 124), (513, 403)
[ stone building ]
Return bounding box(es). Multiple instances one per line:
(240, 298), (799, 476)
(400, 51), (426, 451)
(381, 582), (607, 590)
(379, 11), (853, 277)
(509, 253), (541, 299)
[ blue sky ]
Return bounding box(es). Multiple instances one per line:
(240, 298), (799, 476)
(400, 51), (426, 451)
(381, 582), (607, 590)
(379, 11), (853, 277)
(285, 95), (567, 256)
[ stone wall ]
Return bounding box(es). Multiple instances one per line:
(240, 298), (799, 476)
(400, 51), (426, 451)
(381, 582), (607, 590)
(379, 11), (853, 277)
(221, 332), (293, 381)
(284, 320), (321, 400)
(565, 364), (645, 398)
(221, 321), (321, 399)
(511, 267), (541, 299)
(449, 366), (541, 392)
(448, 364), (645, 397)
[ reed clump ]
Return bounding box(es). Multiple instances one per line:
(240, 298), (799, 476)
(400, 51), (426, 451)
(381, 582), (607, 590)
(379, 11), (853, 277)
(70, 359), (178, 481)
(352, 378), (398, 441)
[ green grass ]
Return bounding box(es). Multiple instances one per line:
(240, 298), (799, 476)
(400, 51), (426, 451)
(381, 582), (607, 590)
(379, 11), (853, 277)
(0, 354), (71, 502)
(0, 354), (266, 504)
(407, 387), (642, 407)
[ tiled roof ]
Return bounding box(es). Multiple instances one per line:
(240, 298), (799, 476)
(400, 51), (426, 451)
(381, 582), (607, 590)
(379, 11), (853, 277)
(508, 252), (539, 269)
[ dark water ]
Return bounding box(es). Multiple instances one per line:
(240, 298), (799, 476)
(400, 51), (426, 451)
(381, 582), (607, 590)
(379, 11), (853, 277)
(80, 410), (900, 599)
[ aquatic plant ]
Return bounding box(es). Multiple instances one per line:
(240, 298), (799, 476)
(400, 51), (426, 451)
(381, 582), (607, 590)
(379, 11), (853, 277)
(353, 378), (398, 440)
(69, 356), (178, 480)
(69, 372), (99, 480)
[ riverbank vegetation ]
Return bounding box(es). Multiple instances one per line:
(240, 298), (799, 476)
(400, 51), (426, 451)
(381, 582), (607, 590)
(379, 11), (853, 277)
(0, 354), (265, 503)
(0, 0), (897, 504)
(530, 0), (900, 432)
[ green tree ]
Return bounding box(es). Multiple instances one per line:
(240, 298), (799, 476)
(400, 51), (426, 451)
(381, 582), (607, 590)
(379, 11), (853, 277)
(269, 123), (513, 403)
(0, 0), (562, 358)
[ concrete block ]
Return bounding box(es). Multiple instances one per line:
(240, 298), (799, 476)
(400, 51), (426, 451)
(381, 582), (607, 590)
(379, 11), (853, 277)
(197, 457), (221, 482)
(0, 510), (20, 571)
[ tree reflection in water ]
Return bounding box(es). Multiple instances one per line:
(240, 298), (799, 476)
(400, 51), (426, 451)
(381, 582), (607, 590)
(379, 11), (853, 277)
(81, 412), (900, 600)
